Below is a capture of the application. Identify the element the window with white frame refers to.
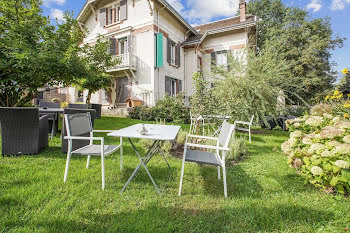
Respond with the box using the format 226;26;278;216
171;41;176;65
106;5;121;25
118;37;128;55
216;51;228;67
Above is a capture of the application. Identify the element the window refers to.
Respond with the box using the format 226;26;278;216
171;42;176;65
165;77;182;96
167;37;180;67
118;37;128;55
106;5;121;25
211;50;229;70
216;51;228;66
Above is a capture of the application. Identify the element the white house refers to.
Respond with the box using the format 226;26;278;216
62;0;257;108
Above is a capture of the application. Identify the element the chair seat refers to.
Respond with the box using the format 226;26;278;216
235;127;249;131
72;145;121;156
185;149;221;166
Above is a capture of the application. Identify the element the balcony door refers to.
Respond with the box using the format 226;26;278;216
118;38;128;55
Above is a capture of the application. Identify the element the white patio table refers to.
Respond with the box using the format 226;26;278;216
108;123;181;195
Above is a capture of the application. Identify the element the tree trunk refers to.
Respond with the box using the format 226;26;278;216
86;90;92;105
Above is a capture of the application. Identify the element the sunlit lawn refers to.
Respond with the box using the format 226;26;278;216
0;117;349;232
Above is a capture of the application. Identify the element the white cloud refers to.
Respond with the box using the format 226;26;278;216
306;0;322;12
331;0;350;10
43;0;66;7
166;0;240;25
50;9;65;22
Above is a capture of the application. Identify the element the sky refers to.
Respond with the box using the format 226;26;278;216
42;0;350;73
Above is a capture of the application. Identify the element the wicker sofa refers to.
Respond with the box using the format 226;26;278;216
0;107;49;156
62;108;96;153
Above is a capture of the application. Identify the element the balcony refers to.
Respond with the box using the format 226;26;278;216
107;53;137;72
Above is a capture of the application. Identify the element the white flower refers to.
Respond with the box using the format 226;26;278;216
321;150;334;157
290;130;302;138
305;116;323;127
334;160;350;169
327;141;341;148
302;137;313;145
294;123;300;128
281;141;292;155
335;121;350;130
343;135;350;144
320;126;344;139
308;143;327;155
323;113;333;119
332;117;341;123
311;166;323;176
334;144;350;155
289;138;298;147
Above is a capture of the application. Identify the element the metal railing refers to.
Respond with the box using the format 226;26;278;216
108;53;137;71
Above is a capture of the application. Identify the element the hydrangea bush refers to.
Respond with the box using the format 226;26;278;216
282;106;350;194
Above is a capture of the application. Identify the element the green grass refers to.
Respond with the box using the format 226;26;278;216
0;117;349;232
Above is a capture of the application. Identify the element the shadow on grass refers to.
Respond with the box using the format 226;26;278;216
198;164;263;198
4;204;333;232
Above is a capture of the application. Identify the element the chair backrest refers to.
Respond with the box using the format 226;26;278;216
218;121;234;148
250;115;255;125
68;103;87;109
64;113;92;137
0;107;41;155
39;102;60;108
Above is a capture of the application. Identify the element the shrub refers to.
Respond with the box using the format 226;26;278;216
176;129;187;146
282;112;350;194
227;137;248;162
128;94;190;123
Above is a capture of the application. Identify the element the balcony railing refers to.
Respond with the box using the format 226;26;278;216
107;53;137;72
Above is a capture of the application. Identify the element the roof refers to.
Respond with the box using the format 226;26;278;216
183;15;257;46
194;15;256;33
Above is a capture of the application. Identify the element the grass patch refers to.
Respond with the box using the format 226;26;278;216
0;117;349;232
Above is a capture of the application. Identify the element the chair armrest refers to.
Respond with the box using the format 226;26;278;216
234;121;251;125
93;130;119;133
185;143;230;151
187;134;219;141
64;136;104;141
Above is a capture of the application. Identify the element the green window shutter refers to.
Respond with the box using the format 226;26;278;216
156;33;164;67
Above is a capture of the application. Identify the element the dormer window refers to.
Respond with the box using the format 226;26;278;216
106;5;121;25
100;0;127;27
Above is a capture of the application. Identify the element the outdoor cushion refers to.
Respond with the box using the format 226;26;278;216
71;145;120;156
185;149;221;166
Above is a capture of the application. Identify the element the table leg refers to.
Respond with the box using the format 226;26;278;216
121;139;161;194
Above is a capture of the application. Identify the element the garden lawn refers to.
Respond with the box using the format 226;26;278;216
0;117;349;233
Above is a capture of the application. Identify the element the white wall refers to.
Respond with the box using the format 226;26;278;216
153;4;188;102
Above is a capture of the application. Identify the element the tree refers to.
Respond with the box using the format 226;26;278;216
0;0;85;107
191;46;291;122
338;68;350;95
77;35;118;105
246;0;344;103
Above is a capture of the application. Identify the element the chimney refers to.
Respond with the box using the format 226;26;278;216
239;0;246;22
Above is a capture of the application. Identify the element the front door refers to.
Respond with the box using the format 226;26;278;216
116;77;129;104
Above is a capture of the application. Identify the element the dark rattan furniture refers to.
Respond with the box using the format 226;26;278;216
0;107;49;156
90;104;102;119
68;104;87;109
62;108;96;153
39;102;60;108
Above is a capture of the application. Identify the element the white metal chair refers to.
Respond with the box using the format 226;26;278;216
179;121;235;198
63;113;122;190
234;115;254;143
189;112;206;136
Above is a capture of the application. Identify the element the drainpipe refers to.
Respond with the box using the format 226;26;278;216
184;29;192;104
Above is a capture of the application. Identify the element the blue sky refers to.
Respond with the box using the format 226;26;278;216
42;0;350;73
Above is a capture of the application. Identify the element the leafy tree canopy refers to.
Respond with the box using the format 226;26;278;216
0;0;117;107
246;0;344;103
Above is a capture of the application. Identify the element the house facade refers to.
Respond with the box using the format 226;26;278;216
63;0;257;108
